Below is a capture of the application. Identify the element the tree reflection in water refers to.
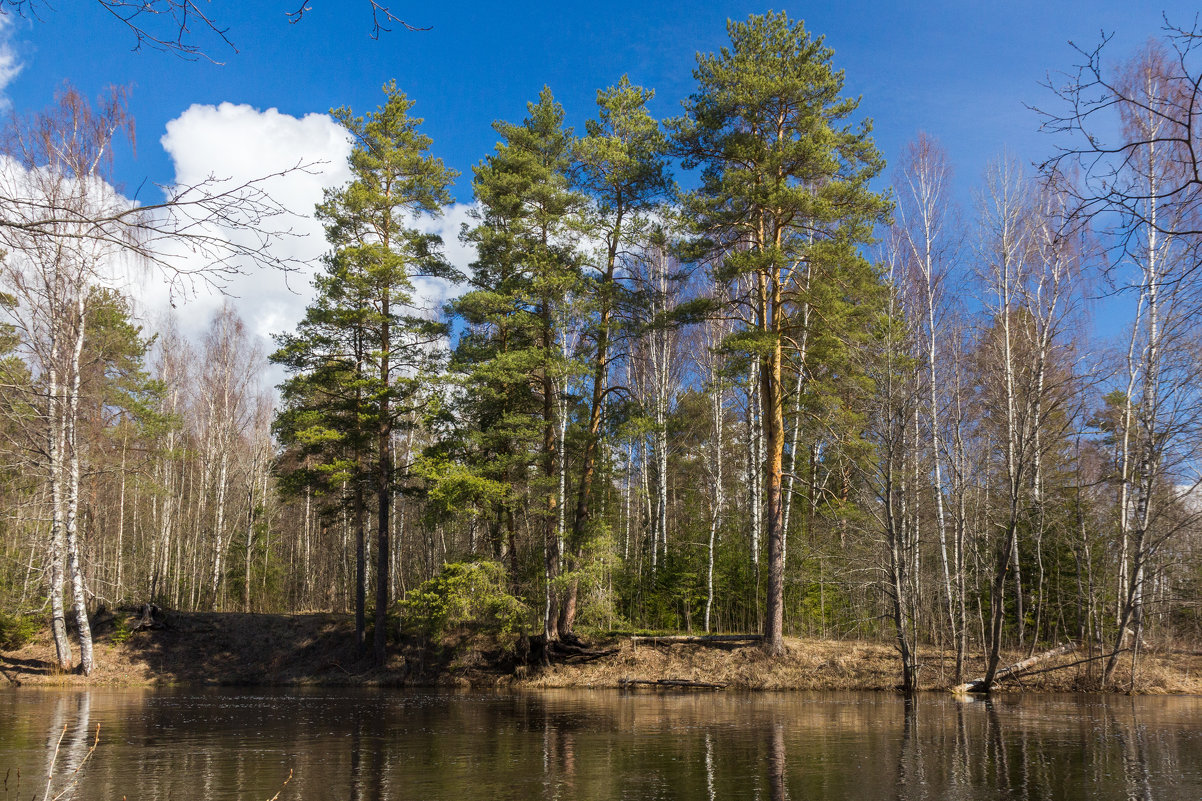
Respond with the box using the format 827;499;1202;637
3;690;1202;800
705;732;716;801
768;721;788;801
39;691;91;801
1115;697;1155;801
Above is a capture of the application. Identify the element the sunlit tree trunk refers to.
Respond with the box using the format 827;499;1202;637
64;292;93;674
47;344;72;670
702;312;728;632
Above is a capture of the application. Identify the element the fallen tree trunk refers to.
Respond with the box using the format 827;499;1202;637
554;643;618;664
630;634;762;647
952;642;1077;694
618;677;729;690
1007;647;1129;681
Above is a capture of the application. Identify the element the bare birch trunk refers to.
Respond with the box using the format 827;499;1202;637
924;265;956;658
209;451;229;610
541;301;560;642
115;436;127;602
47;350;73;670
982;158;1028;691
951;352;970;681
1104;76;1171;685
747;361;762;567
65;293;92;675
704;316;727;633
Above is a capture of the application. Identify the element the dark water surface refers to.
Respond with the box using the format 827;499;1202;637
2;688;1201;800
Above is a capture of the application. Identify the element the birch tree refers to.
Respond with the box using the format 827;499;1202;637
0;87;136;674
1095;43;1202;685
865;234;923;691
892;134;960;664
976;158;1082;690
700;297;731;632
194;304;262;610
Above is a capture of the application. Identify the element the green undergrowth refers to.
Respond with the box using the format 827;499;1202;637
0;611;38;650
395;561;531;642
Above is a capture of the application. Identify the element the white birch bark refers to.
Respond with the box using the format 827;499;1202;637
47;341;72;669
64;291;93;674
115;435;127;602
747;360;762;567
702;312;728;632
895;136;956;650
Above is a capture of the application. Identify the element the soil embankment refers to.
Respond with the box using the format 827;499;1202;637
2;610;1200;693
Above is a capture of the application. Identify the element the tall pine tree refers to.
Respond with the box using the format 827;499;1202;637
672;13;889;654
452;88;582;641
274;82;456;664
560;77;672;634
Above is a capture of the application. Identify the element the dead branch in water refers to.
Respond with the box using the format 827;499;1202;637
44;722;99;801
618;677;729;690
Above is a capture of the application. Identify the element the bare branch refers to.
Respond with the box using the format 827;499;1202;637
0;0;427;60
1034;19;1202;284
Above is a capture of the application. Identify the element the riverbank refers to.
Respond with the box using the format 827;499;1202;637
2;610;1199;693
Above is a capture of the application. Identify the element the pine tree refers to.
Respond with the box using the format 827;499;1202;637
451;88;582;641
273;252;377;650
672;12;890;654
561;76;671;634
274;82;456;664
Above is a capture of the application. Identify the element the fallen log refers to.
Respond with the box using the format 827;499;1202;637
1007;647;1129;680
952;642;1078;694
618;677;729;690
629;634;762;647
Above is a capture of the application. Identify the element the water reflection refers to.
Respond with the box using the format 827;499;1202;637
40;690;91;801
1;689;1201;800
768;722;787;801
705;733;716;801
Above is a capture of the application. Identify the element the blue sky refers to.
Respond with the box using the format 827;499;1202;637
7;1;1195;200
0;0;1192;347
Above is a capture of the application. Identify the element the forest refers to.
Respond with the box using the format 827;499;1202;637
1;12;1200;694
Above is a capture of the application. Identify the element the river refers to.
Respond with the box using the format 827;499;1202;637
2;689;1201;800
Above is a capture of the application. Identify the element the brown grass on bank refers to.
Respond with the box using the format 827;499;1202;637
3;611;1201;694
523;636;1202;694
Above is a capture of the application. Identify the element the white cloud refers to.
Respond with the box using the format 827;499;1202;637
0;15;23;106
132;102;476;381
0;101;480;398
415;201;475;314
137;102;353;351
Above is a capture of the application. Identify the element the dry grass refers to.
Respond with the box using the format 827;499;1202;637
4;613;1202;694
524;638;900;690
520;636;1202;694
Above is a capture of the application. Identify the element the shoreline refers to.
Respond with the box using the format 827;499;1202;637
2;611;1199;695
